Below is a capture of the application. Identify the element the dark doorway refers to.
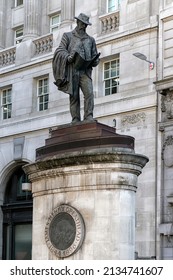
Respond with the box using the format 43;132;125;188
2;166;33;260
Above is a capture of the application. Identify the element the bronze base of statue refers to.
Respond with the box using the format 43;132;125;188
36;121;134;161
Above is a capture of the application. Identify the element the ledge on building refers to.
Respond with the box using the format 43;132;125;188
167;195;173;206
159;223;173;235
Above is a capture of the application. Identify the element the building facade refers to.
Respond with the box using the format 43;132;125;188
0;0;173;260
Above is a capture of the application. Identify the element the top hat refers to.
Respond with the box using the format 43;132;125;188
74;13;92;25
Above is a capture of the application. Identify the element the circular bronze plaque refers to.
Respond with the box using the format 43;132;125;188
45;204;85;258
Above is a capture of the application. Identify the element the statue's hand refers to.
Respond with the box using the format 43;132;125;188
67;54;75;63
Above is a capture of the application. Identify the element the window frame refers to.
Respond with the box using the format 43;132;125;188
1;87;12;120
103;57;120;96
15;0;23;7
50;13;61;33
14;27;24;45
107;0;120;13
37;77;49;111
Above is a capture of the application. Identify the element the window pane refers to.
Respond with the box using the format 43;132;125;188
39;103;43;111
8;104;12;118
112;78;118;87
7;93;12;103
112;86;117;94
52;26;59;33
39;79;43;88
44;102;48;110
105;88;110;95
108;0;119;12
2;94;6;105
104;70;110;79
105;80;110;88
39;96;44;103
44;78;48;86
3;112;7;119
44;94;49;102
16;0;23;6
15;224;32;260
104;62;110;70
112;77;119;94
111;69;117;77
38;88;43;96
108;0;115;11
111;60;118;68
52;15;60;25
16;29;23;38
15;28;23;44
44;85;48;93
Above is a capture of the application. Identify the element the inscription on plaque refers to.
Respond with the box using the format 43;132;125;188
45;204;85;258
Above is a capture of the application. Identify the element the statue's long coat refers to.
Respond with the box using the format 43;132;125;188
52;27;99;96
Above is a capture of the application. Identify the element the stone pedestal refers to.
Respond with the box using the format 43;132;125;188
24;121;148;260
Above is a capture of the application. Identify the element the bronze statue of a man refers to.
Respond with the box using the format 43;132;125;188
52;13;100;123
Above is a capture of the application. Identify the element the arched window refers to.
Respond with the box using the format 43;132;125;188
2;166;33;260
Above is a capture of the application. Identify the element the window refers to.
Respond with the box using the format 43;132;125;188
1;87;12;119
15;27;24;44
37;77;49;111
50;14;61;33
2;166;32;260
104;58;119;95
107;0;120;13
15;0;23;7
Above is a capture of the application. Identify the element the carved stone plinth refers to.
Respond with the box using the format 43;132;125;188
24;121;148;260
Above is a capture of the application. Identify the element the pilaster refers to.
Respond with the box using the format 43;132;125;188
0;0;5;49
61;0;75;26
24;0;41;40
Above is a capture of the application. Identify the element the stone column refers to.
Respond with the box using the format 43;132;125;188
25;152;148;260
0;0;5;49
24;0;41;40
24;122;148;260
61;0;75;26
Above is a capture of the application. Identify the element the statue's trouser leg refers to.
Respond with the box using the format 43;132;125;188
69;77;81;122
80;74;94;120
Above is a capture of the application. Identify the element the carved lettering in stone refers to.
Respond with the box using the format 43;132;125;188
121;113;146;128
45;204;85;258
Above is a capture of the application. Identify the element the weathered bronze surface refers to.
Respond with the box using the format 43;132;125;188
36;121;134;160
45;204;85;258
52;13;100;123
49;213;76;250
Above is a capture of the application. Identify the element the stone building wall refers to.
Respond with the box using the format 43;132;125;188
0;0;173;259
